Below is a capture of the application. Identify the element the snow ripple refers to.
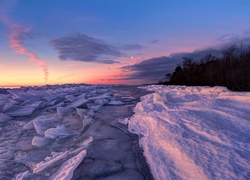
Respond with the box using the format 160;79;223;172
129;85;250;180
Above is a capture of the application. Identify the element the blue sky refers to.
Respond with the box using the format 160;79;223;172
0;0;250;86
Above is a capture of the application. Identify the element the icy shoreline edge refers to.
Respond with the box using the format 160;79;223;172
128;85;250;180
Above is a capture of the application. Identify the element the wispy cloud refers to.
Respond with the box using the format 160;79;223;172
51;33;123;64
8;25;49;82
150;39;159;44
58;73;74;80
0;1;49;82
119;43;144;51
216;34;236;42
216;33;250;48
0;0;17;23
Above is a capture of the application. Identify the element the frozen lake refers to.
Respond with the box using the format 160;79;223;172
0;84;153;180
1;84;249;180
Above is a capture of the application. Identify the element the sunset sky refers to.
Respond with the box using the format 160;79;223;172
0;0;250;87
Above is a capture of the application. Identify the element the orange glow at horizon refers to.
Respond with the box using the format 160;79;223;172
0;58;130;87
0;37;215;88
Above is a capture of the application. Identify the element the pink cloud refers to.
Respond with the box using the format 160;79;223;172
7;24;49;82
0;1;49;82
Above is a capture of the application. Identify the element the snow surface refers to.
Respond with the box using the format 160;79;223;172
128;85;250;180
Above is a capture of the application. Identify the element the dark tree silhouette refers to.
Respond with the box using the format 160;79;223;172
162;45;250;91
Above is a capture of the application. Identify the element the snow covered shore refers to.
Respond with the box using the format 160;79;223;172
128;85;250;180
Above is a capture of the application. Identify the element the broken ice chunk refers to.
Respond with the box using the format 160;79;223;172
0;113;12;122
89;104;102;111
32;136;50;147
21;100;42;109
8;89;39;101
23;120;34;130
121;96;135;102
16;140;33;151
118;118;129;125
5;106;36;117
87;93;112;101
65;95;77;102
108;100;124;105
75;108;87;119
68;97;88;108
82;115;93;131
33;115;59;136
33;151;68;173
76;108;94;119
44;126;73;139
94;98;110;105
3;100;19;112
27;89;49;97
16;170;32;180
50;149;87;180
45;102;65;111
57;107;74;119
78;136;94;147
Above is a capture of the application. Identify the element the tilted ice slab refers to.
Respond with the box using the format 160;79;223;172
20;100;42;109
65;95;78;102
94;98;110;105
81;115;93;132
88;104;102;111
129;85;250;180
32;137;93;176
32;136;50;147
33;151;69;173
57;107;75;119
0;113;12;122
33;115;59;136
121;96;135;102
2;100;19;112
7;89;39;101
108;100;124;105
87;93;112;101
67;97;89;108
3;100;42;117
5;106;36;117
16;170;33;180
27;89;49;97
44;126;73;139
51;145;91;179
50;149;86;180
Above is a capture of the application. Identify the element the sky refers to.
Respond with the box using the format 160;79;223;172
0;0;250;86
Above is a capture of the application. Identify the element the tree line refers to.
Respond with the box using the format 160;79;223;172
161;45;250;91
